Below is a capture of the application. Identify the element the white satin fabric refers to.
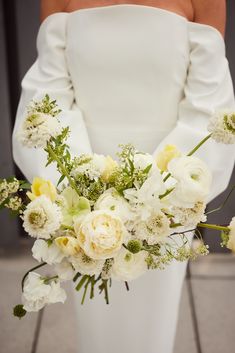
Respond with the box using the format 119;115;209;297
13;5;235;353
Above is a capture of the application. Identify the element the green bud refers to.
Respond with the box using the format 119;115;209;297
126;240;142;254
13;304;26;319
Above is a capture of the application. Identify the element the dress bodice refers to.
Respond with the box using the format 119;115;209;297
36;4;226;155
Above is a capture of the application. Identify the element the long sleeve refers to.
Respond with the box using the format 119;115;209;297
153;23;235;202
12;13;92;184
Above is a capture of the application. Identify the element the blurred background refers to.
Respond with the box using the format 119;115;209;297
0;1;234;353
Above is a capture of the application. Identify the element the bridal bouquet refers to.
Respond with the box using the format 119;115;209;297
1;95;234;318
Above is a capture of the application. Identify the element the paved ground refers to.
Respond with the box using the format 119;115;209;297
1;249;235;353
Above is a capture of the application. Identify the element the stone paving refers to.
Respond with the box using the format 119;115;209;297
1;250;235;353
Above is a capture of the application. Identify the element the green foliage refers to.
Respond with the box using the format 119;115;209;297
74;174;106;203
109;144;152;193
28;94;61;117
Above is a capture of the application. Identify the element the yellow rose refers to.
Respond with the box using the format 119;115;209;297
55;236;80;256
156;144;181;172
101;156;118;182
74;210;125;260
27;177;57;202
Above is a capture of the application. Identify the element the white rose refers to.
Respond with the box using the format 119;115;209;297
227;217;235;252
71;250;105;275
74;210;126;260
94;188;135;223
168;156;212;207
112;248;147;281
22;272;66;312
32;239;65;265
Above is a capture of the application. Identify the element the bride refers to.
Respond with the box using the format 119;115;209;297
12;1;235;352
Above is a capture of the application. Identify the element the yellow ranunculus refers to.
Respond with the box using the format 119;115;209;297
101;156;118;182
156;144;181;172
27;177;57;202
55;236;80;256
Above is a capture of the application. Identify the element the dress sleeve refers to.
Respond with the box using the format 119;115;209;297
12;13;92;184
153;23;235;202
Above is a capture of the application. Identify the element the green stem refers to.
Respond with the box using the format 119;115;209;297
163;133;212;183
159;187;174;200
90;275;95;299
197;223;229;232
43;275;58;284
21;262;47;291
103;280;109;305
73;272;82;282
46;144;80;195
81;277;90;305
187;134;212;157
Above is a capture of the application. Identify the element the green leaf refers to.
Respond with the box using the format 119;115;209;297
19;182;31;190
143;164;152;174
57;175;65;186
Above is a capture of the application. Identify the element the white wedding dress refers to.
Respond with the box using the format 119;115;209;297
13;4;235;353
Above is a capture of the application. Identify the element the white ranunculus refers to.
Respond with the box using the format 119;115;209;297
112;248;147;281
54;260;75;281
75;210;126;260
32;239;65;265
168;156;212;208
23;195;63;239
227;217;235;252
71;250;105;275
17;112;62;149
94;188;135;223
208;110;235;144
22;272;66;312
135;210;171;245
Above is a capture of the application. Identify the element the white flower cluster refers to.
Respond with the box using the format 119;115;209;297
0;178;20;204
19;146;214;311
71;154;107;180
208;110;235;144
18;112;62;148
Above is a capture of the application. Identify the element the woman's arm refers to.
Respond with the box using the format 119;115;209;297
13;13;92;183
152;2;235;202
192;0;226;36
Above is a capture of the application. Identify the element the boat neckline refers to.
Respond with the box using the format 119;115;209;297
40;4;225;43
